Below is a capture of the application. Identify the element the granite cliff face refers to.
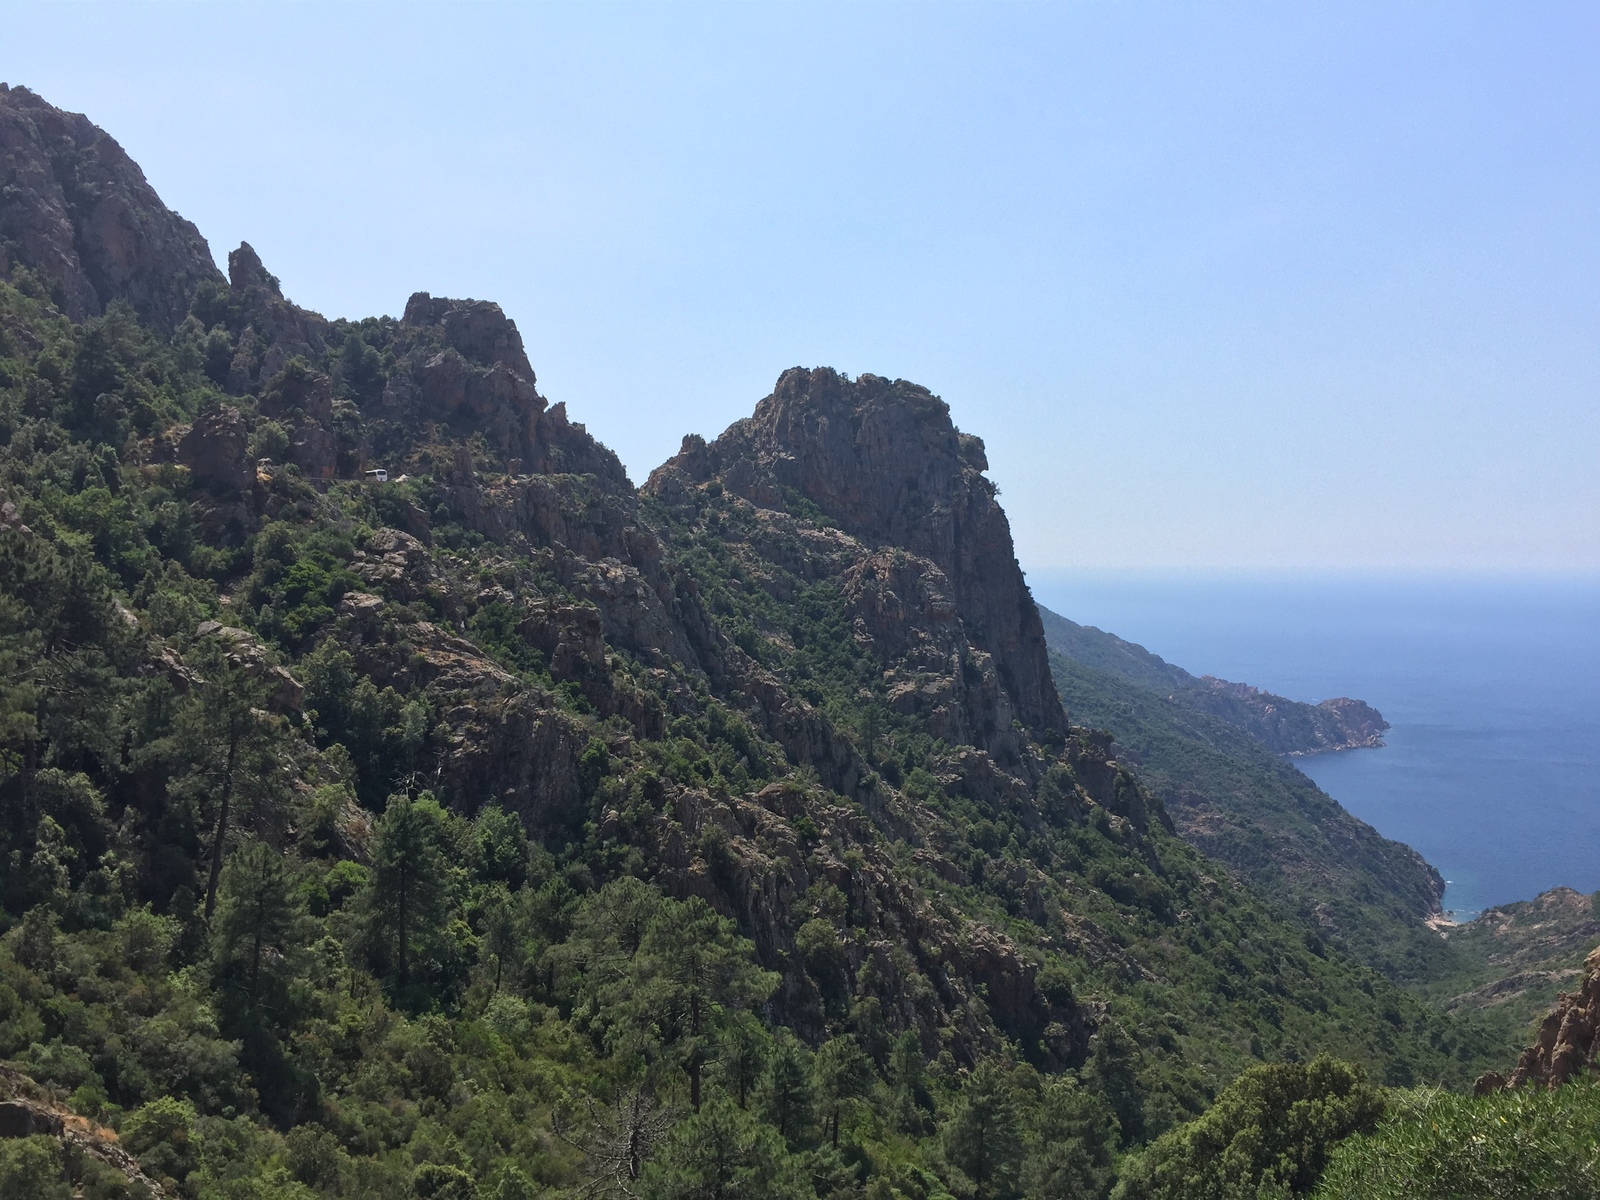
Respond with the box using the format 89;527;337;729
660;367;1067;742
0;84;222;330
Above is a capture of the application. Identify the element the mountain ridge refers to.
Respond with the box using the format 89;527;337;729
0;84;1510;1198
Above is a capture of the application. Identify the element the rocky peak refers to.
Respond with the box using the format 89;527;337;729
227;241;281;296
385;292;629;487
208;241;330;393
654;367;1066;736
402;292;536;378
0;83;223;331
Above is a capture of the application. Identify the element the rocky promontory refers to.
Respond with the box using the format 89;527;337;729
1037;604;1389;755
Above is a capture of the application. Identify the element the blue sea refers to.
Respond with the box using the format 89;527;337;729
1026;571;1600;920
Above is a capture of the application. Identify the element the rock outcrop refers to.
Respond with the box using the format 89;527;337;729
0;84;222;330
0;1067;165;1195
374;292;629;484
654;368;1067;740
1476;944;1600;1093
177;405;252;493
216;241;332;392
194;620;304;713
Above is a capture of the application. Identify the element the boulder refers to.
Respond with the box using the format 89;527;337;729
178;406;252;493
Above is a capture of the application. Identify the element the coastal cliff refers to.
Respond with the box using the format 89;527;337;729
1037;605;1388;756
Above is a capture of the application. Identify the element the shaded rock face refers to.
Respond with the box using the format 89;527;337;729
841;548;1020;752
656;367;1066;738
0;1098;62;1138
178;406;251;493
0;84;222;330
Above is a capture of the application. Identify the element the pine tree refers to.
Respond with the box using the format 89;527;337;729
1087;1021;1145;1147
365;793;453;997
813;1035;872;1149
480;882;522;994
761;1032;815;1151
171;642;280;919
640;1095;798;1200
941;1058;1025;1200
717;1013;768;1110
889;1031;933;1135
1021;1076;1119;1200
211;839;298;1010
634;896;777;1110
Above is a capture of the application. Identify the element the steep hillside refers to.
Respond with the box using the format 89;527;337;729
1044;648;1452;985
1037;606;1387;756
1425;888;1600;1043
0;86;1502;1198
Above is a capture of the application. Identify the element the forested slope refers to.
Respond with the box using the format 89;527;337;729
1042;630;1458;985
0;84;1504;1199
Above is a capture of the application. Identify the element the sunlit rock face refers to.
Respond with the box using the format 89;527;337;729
0;83;223;331
655;366;1067;742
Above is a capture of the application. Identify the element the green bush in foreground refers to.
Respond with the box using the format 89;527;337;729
1113;1056;1384;1200
1314;1080;1600;1200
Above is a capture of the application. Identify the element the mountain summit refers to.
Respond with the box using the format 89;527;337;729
655;366;1065;744
0;83;222;330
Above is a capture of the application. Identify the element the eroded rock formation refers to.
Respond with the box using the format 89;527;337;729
0;83;222;330
1477;945;1600;1093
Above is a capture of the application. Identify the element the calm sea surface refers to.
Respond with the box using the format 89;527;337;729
1026;571;1600;920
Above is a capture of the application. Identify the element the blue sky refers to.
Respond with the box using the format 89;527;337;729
4;1;1597;570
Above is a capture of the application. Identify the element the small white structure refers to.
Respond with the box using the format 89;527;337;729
364;468;388;483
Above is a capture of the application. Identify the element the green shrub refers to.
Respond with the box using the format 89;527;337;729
0;1136;70;1200
414;1162;478;1199
248;420;289;463
1113;1056;1384;1200
1314;1080;1600;1200
121;1094;198;1184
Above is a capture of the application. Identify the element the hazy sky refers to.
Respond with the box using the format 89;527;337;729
4;2;1597;570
